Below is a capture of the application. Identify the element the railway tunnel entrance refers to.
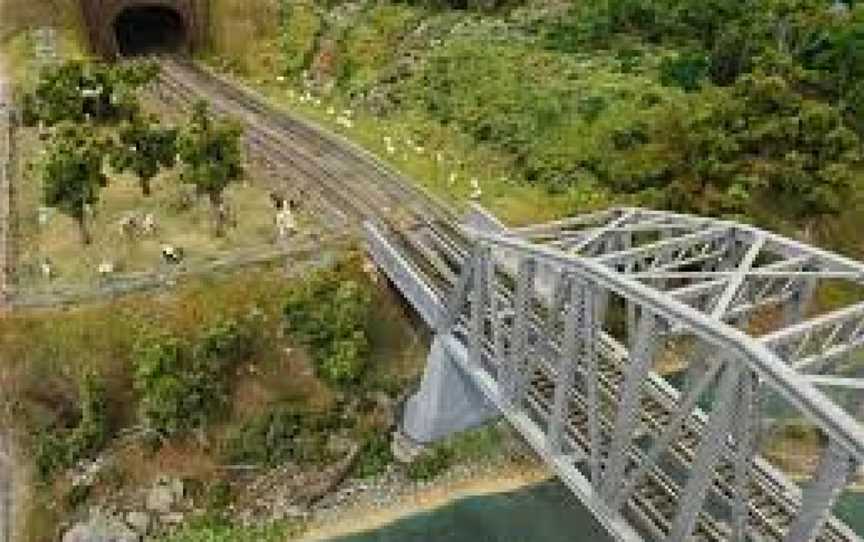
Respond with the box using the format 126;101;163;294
113;5;188;56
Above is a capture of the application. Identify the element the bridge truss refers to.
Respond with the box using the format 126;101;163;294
428;208;864;542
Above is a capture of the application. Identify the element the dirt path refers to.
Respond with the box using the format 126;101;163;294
0;53;15;542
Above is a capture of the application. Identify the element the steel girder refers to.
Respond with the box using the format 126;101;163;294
436;207;864;541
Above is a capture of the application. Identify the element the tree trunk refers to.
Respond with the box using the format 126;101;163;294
78;216;91;245
210;193;225;238
142;178;152;197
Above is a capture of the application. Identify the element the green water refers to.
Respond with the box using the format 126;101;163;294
329;481;864;542
328;480;612;542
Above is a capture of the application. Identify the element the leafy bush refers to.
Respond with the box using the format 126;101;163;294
353;432;394;478
35;371;109;481
161;516;296;542
133;315;259;439
223;406;337;466
284;269;373;387
406;445;453;481
660;51;710;92
603;72;862;217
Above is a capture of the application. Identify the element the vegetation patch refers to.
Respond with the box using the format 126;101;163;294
13;60;310;297
211;0;864;255
283;265;374;387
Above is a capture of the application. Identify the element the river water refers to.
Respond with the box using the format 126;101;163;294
327;480;612;542
329;480;864;542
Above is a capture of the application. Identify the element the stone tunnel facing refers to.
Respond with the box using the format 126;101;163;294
113;5;188;56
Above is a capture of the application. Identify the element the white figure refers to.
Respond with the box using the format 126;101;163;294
119;214;139;238
97;261;115;276
141;213;157;236
275;201;298;241
40;259;53;280
161;245;184;265
470;178;483;200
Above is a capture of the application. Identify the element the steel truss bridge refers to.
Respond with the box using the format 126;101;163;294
367;207;864;542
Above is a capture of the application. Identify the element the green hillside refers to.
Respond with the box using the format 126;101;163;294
210;0;864;255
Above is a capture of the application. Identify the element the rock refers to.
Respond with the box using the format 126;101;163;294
146;484;173;514
63;514;139;542
161;512;185;525
125;511;150;535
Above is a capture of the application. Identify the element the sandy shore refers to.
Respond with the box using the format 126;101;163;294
300;464;552;541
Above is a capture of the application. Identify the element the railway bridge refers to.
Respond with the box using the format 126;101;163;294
149;59;864;542
367;207;864;542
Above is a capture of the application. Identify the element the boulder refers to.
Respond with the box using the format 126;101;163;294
146;484;173;514
62;514;139;542
124;511;150;536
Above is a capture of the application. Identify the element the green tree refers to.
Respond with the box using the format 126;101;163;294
111;114;178;196
42;125;109;245
23;59;159;127
178;101;245;237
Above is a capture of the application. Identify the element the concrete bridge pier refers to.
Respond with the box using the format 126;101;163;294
395;205;508;447
402;335;498;444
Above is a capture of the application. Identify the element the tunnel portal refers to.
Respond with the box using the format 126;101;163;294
114;6;187;56
80;0;207;58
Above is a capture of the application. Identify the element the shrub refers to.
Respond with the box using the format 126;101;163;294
34;371;109;481
406;445;453;481
223;407;332;466
133;315;260;439
353;432;394;478
284;269;373;387
660;50;710;92
162;516;295;542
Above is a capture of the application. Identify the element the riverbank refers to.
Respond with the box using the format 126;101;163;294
301;461;552;541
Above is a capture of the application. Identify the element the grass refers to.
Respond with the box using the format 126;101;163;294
203;67;611;227
199;0;864;260
11;101;323;297
206;0;284;78
2;254;429;542
0;0;87;87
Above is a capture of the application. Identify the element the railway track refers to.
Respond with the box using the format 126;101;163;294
150;57;856;542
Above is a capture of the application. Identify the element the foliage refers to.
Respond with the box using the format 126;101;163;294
280;0;322;77
353;432;394;478
177;101;245;236
110;114;178;196
659;50;710;92
22;60;159;126
159;516;297;542
602;72;861;217
34;371;109;481
133;315;259;439
283;268;373;387
406;445;453;481
41;124;110;244
223;406;338;466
